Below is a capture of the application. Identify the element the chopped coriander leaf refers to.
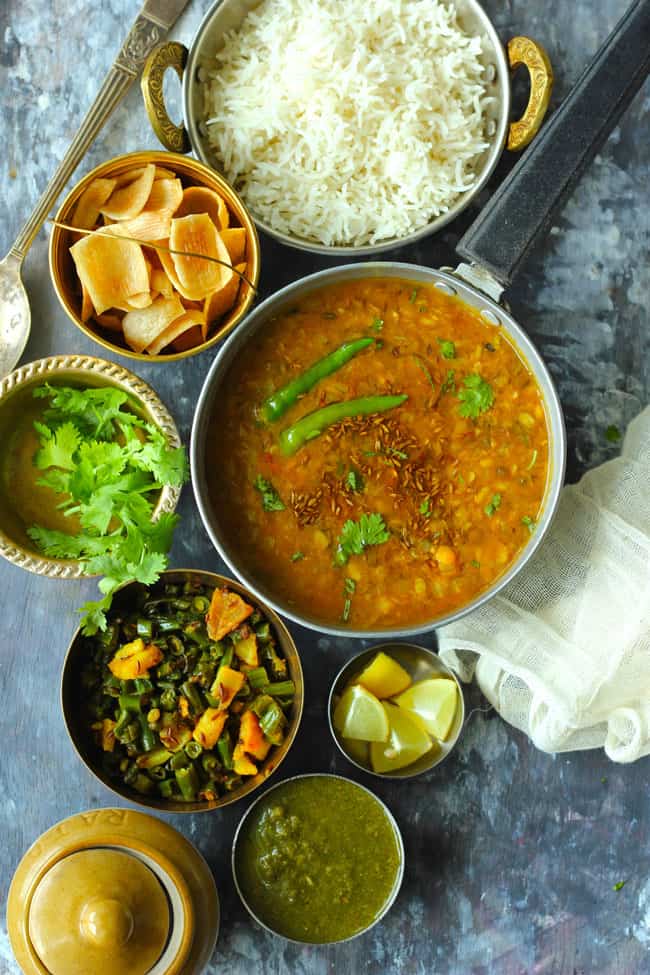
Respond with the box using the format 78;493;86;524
437;338;456;359
418;304;427;313
521;515;536;533
253;475;285;511
441;370;456;394
369;317;384;333
458;374;494;418
290;551;305;562
419;499;431;516
484;494;501;517
412;355;436;392
409;288;418;303
526;449;538;470
342;598;352;622
471;559;481;569
605;424;622;443
346;468;364;492
334;512;390;566
344;577;356;595
386;447;408;460
613;880;627;892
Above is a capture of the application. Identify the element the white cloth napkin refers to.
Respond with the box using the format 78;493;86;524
438;407;650;762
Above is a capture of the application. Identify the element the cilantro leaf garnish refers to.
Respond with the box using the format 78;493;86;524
369;318;384;333
253;475;285;511
344;577;356;595
419;499;431;516
441;370;456;394
521;515;536;533
458;374;494;418
613;880;627;892
437;338;456;360
334;512;390;566
409;288;418;303
290;551;305;562
346;468;364;492
27;385;188;635
484;494;501;517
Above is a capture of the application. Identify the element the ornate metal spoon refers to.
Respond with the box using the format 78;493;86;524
0;0;190;377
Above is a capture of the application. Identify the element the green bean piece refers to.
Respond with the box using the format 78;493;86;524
160;688;177;711
121;721;140;745
98;623;119;653
259;700;286;745
123;763;138;786
217;731;233;770
139;716;157;752
279;394;408;456
175;764;199;801
224;774;243;792
204;691;220;708
254;621;272;643
221;645;234;669
180;681;204;714
249;694;274;718
262;643;288;680
158;779;174;798
151;618;182;634
118;693;142;713
136;619;153;640
261;337;376;423
133;773;156;795
170;751;190;771
209;641;225;660
133;678;153;695
247;667;269;690
113;709;132;739
192;595;210;613
265;680;296;698
185;740;203;760
202;753;220;776
136;746;172;769
149;766;167;781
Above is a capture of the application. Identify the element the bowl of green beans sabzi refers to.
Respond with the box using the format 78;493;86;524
61;569;303;812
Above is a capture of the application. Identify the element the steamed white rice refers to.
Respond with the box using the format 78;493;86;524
202;0;493;247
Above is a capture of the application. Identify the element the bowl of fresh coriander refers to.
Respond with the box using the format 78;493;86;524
0;354;186;635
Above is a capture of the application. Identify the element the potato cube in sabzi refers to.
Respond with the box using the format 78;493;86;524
100;162;156;221
122;294;185;353
101;719;117;753
210;665;245;710
220;227;246;265
170;213;233;300
175;185;229;230
239;710;271;761
233;743;258;776
70;233;150;316
71;177;116;230
146;309;204;355
206;587;254;641
234;632;259;668
108;638;163;680
192;708;227;749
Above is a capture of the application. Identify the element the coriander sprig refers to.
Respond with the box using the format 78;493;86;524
334;512;390;566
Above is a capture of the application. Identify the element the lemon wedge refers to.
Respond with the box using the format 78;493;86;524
370;702;433;773
394;678;458;740
332;685;389;742
356;651;412;699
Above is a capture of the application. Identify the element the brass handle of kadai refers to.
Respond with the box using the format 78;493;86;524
506;36;554;151
141;41;191;154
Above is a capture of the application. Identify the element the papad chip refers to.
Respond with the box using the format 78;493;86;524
170;213;233;300
72;178;116;230
123;294;185;353
220;228;246;265
203;262;246;336
175;186;229;230
101;163;156;221
70;234;150;316
146;309;205;355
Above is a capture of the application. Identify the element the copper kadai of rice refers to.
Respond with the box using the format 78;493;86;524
201;0;494;247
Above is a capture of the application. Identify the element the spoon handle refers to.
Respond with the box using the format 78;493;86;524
8;3;188;260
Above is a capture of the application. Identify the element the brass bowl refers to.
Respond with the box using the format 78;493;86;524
61;569;304;814
49;150;260;362
0;354;181;578
328;643;465;779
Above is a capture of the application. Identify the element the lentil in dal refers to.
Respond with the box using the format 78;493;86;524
234;775;402;942
209;277;550;628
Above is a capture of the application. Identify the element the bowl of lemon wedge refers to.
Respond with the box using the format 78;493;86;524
328;644;465;779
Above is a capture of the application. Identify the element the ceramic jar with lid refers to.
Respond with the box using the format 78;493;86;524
7;807;219;974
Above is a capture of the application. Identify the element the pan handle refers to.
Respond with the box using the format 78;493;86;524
457;0;650;290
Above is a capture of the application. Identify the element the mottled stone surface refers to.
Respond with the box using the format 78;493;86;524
0;1;649;972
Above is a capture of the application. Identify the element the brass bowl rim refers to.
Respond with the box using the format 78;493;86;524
0;354;181;578
61;568;304;814
231;772;405;944
327;643;466;780
49;150;261;363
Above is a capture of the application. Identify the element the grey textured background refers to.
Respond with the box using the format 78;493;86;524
1;1;649;973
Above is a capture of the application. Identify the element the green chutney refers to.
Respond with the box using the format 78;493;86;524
234;775;403;943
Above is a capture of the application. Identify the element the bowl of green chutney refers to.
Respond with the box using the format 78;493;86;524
232;772;404;944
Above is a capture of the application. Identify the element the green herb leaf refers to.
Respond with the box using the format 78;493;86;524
412;355;436;392
605;424;622;443
369;318;384;333
526;449;538;471
471;559;481;569
254;475;285;511
613;880;627;892
334;512;390;566
34;421;80;471
409;288;418;303
458;374;494;418
386;447;408;460
484;494;502;517
441;370;456;394
419;499;431;516
290;551;305;562
437;338;456;360
346;469;364;492
521;515;536;533
344;577;357;595
342;598;352;622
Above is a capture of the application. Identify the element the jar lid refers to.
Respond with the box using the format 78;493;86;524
7;808;220;975
29;849;169;975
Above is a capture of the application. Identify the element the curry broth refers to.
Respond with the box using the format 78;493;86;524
209;278;549;628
